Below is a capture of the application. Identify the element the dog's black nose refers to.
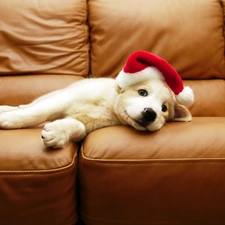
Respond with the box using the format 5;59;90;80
142;108;156;122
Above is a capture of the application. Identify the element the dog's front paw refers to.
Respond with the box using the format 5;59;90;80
41;122;69;148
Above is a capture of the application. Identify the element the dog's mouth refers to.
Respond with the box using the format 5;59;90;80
123;111;148;130
134;118;148;128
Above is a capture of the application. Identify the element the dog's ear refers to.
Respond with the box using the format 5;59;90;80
116;85;124;93
171;102;192;122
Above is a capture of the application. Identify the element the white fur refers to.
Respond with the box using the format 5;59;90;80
0;78;192;148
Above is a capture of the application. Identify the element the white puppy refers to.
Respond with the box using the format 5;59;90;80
0;78;192;148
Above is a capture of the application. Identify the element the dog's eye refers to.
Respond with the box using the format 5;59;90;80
138;89;148;97
162;104;167;112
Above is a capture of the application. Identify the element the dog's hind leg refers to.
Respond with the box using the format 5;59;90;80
41;118;86;148
0;92;68;129
0;89;63;114
0;104;31;114
0;106;19;113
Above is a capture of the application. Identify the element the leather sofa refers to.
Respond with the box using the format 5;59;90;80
0;0;225;224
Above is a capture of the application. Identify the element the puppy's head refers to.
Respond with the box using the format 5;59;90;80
114;79;192;132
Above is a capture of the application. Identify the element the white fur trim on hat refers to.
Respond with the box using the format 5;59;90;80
176;86;194;106
116;67;164;89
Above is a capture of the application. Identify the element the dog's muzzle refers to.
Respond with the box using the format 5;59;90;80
136;107;156;127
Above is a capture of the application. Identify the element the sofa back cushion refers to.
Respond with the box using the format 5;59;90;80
88;0;225;117
89;0;225;79
0;0;89;77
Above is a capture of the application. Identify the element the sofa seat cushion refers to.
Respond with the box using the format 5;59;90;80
0;75;84;106
79;117;225;225
0;128;78;225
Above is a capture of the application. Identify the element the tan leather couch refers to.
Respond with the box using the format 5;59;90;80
1;0;225;224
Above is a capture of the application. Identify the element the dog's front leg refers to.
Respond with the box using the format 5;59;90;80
41;118;86;148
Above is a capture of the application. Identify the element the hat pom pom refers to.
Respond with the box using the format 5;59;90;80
176;86;194;106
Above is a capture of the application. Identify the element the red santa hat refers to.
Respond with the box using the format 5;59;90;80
116;51;194;106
